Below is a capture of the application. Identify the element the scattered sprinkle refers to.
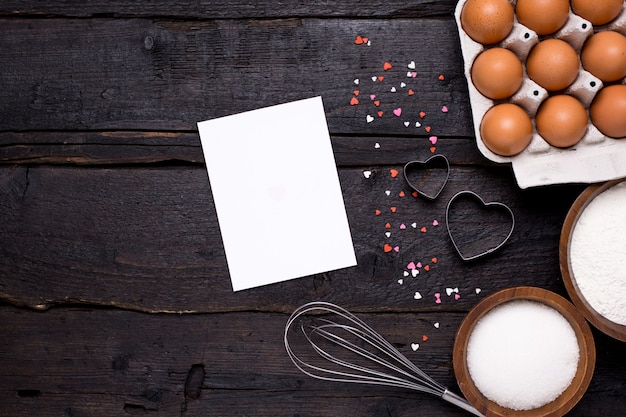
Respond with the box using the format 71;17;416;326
434;322;440;329
408;89;415;96
385;231;391;238
354;78;360;85
419;111;426;119
411;269;419;277
399;191;405;197
429;136;438;145
384;244;393;253
390;169;399;178
390;206;397;213
384;62;393;71
385;223;391;229
366;115;374;123
441;105;449;113
408;61;416;69
414;291;422;300
393;108;402;117
350;97;359;105
363;170;372;178
378;75;385;82
438;74;445;81
425;126;431;133
398;278;404;285
476;288;482;294
375;209;381;216
435;293;442;304
399;223;406;229
432;220;439;226
420;227;427;233
422;335;429;342
374;142;380;149
385;190;391;196
411;343;420;351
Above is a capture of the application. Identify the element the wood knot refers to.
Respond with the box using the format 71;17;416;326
184;364;205;401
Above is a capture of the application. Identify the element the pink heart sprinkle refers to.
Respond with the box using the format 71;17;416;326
393;108;402;117
416;262;422;268
435;293;442;304
429;136;438;145
370;94;376;100
411;72;417;78
432;220;439;226
394;246;400;252
442;105;449;113
400;223;406;230
407;261;416;270
455;294;461;300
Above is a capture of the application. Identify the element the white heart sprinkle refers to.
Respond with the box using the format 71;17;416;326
374;142;380;149
434;322;440;329
408;61;416;69
454;287;459;293
366;115;374;123
398;279;404;285
411;343;420;351
407;71;413;77
411;223;417;228
400;82;406;88
446;288;454;296
404;121;410;127
372;76;378;82
385;190;391;196
354;78;360;85
363;170;372;178
367;40;371;46
414;291;422;300
391;87;397;93
385;232;391;238
475;288;482;294
415;121;421;128
403;271;410;277
411;269;419;277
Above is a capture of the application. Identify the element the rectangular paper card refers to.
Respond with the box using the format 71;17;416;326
197;96;357;291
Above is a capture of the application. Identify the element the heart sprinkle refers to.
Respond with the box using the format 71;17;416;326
408;61;416;69
385;232;391;238
422;335;429;342
399;191;405;197
371;76;377;82
375;209;381;215
411;222;417;228
353;90;359;96
429;136;438;145
411;343;420;351
393;108;402;117
416;262;422;268
455;294;461;300
354;78;360;85
374;142;380;149
377;111;384;117
366;115;374;123
407;261;416;270
438;74;445;81
370;94;376;100
432;220;439;226
377;75;384;82
414;292;422;300
350;97;359;105
430;147;436;153
385;223;391;229
384;244;393;253
385;190;391;196
434;322;440;329
415;121;421;127
398;279;404;285
441;105;449;113
424;126;431;133
419;111;426;119
432;257;438;263
390;87;397;93
421;227;427;233
435;293;442;304
408;89;415;96
374;100;380;107
400;82;406;88
404;271;409;277
390;169;399;178
400;223;406;229
476;288;482;294
404;121;410;127
355;35;364;45
383;62;393;71
424;265;430;271
411;269;419;277
394;246;400;253
363;170;372;178
390;207;397;213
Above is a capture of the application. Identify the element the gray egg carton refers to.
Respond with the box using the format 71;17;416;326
455;0;626;188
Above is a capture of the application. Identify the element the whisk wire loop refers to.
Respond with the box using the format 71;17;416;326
284;301;485;417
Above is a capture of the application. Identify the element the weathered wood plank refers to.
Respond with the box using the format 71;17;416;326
0;132;487;166
0;0;457;19
0;307;624;416
0;165;586;313
0;18;472;136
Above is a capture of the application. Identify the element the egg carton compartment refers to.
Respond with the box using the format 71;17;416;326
455;0;626;189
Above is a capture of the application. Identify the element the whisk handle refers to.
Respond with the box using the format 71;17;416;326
442;389;485;417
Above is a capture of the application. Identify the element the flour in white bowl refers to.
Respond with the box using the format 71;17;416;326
570;181;626;326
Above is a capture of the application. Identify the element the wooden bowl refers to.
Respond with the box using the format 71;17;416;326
560;178;626;342
453;286;595;417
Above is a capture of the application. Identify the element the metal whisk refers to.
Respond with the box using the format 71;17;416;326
284;302;484;417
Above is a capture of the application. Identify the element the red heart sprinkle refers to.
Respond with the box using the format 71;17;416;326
355;36;364;45
384;244;392;253
383;62;393;71
390;169;399;178
350;97;359;105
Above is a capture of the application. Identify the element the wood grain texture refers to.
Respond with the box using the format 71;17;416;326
0;164;585;313
0;17;471;136
0;0;457;19
1;307;625;417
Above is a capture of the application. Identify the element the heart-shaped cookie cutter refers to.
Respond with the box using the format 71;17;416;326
403;154;450;200
446;191;515;261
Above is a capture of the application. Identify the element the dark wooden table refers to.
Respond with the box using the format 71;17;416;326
1;1;625;416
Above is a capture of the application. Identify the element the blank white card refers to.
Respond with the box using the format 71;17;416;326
197;96;357;291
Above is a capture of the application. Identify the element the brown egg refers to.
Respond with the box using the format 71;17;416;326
581;31;626;82
571;0;624;25
471;48;524;99
461;0;515;45
480;103;533;156
515;0;570;35
590;85;626;138
535;95;588;147
526;39;580;91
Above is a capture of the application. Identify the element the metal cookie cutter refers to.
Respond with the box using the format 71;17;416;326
446;191;515;261
403;154;450;200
